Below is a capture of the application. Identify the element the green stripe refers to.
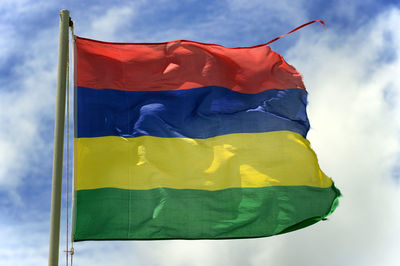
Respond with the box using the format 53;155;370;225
73;185;340;241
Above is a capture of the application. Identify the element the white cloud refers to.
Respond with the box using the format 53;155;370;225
0;27;58;189
0;24;17;65
78;4;138;41
278;7;400;266
0;221;49;266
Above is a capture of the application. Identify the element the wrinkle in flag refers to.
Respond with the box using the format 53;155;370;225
73;37;340;241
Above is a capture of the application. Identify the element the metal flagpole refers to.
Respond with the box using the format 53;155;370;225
48;9;70;266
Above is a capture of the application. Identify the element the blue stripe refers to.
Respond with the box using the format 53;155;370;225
76;86;309;138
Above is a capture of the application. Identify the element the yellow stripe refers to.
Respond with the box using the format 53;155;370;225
75;131;332;191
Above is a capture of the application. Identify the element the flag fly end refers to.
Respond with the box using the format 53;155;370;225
264;20;326;46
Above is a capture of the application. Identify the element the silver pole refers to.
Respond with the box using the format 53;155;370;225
48;9;70;266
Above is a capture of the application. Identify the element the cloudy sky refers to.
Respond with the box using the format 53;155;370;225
1;0;400;265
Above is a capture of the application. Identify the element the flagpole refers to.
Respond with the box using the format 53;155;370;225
48;9;70;266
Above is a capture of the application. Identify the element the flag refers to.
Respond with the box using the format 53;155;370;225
73;36;340;241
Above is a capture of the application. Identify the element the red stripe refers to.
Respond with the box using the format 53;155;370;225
75;37;305;93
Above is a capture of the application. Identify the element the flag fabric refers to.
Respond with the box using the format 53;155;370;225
73;36;340;241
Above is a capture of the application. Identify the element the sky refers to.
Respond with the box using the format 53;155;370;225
1;0;400;265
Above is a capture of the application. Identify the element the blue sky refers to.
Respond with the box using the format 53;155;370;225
1;1;400;265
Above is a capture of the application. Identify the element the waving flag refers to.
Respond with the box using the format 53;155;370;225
73;36;340;241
